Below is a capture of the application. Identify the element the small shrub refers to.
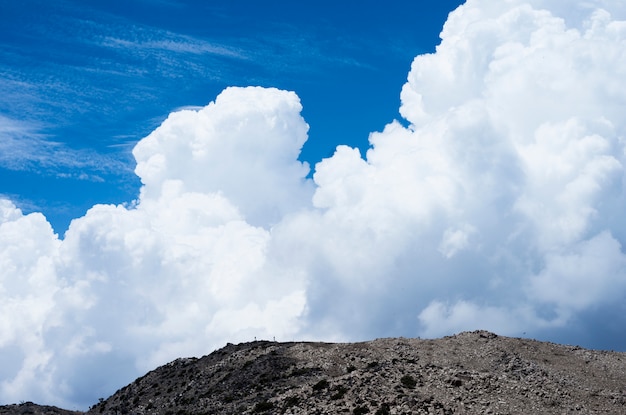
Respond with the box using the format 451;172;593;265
290;367;314;377
312;379;329;391
253;400;274;413
284;396;300;408
400;374;417;389
375;403;391;415
353;406;369;415
331;385;348;400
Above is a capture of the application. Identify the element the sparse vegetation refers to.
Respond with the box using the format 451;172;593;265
375;403;391;415
330;385;348;400
400;374;417;389
312;379;329;391
283;396;299;408
252;400;274;413
289;366;316;377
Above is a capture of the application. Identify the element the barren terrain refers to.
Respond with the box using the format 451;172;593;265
2;331;625;414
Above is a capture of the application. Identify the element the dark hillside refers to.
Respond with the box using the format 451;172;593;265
0;402;81;415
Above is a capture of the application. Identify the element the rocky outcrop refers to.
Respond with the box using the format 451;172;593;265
3;331;626;414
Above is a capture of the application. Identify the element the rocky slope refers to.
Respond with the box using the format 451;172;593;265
0;403;81;415
3;331;626;414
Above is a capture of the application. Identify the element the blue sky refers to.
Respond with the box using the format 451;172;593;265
1;0;463;234
2;0;626;410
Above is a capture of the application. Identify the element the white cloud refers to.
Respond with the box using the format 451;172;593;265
417;300;526;338
2;0;626;410
0;201;62;405
133;86;314;227
439;224;476;258
527;231;626;311
0;87;312;408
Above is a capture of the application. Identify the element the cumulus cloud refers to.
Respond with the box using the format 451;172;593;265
2;0;626;409
133;86;314;227
0;88;312;408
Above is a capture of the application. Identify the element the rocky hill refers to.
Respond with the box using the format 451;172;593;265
0;403;81;415
2;331;626;414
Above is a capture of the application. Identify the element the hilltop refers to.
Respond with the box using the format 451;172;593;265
2;331;625;414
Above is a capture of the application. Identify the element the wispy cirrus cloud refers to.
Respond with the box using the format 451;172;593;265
100;31;245;59
0;1;375;173
0;115;131;179
0;1;370;134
